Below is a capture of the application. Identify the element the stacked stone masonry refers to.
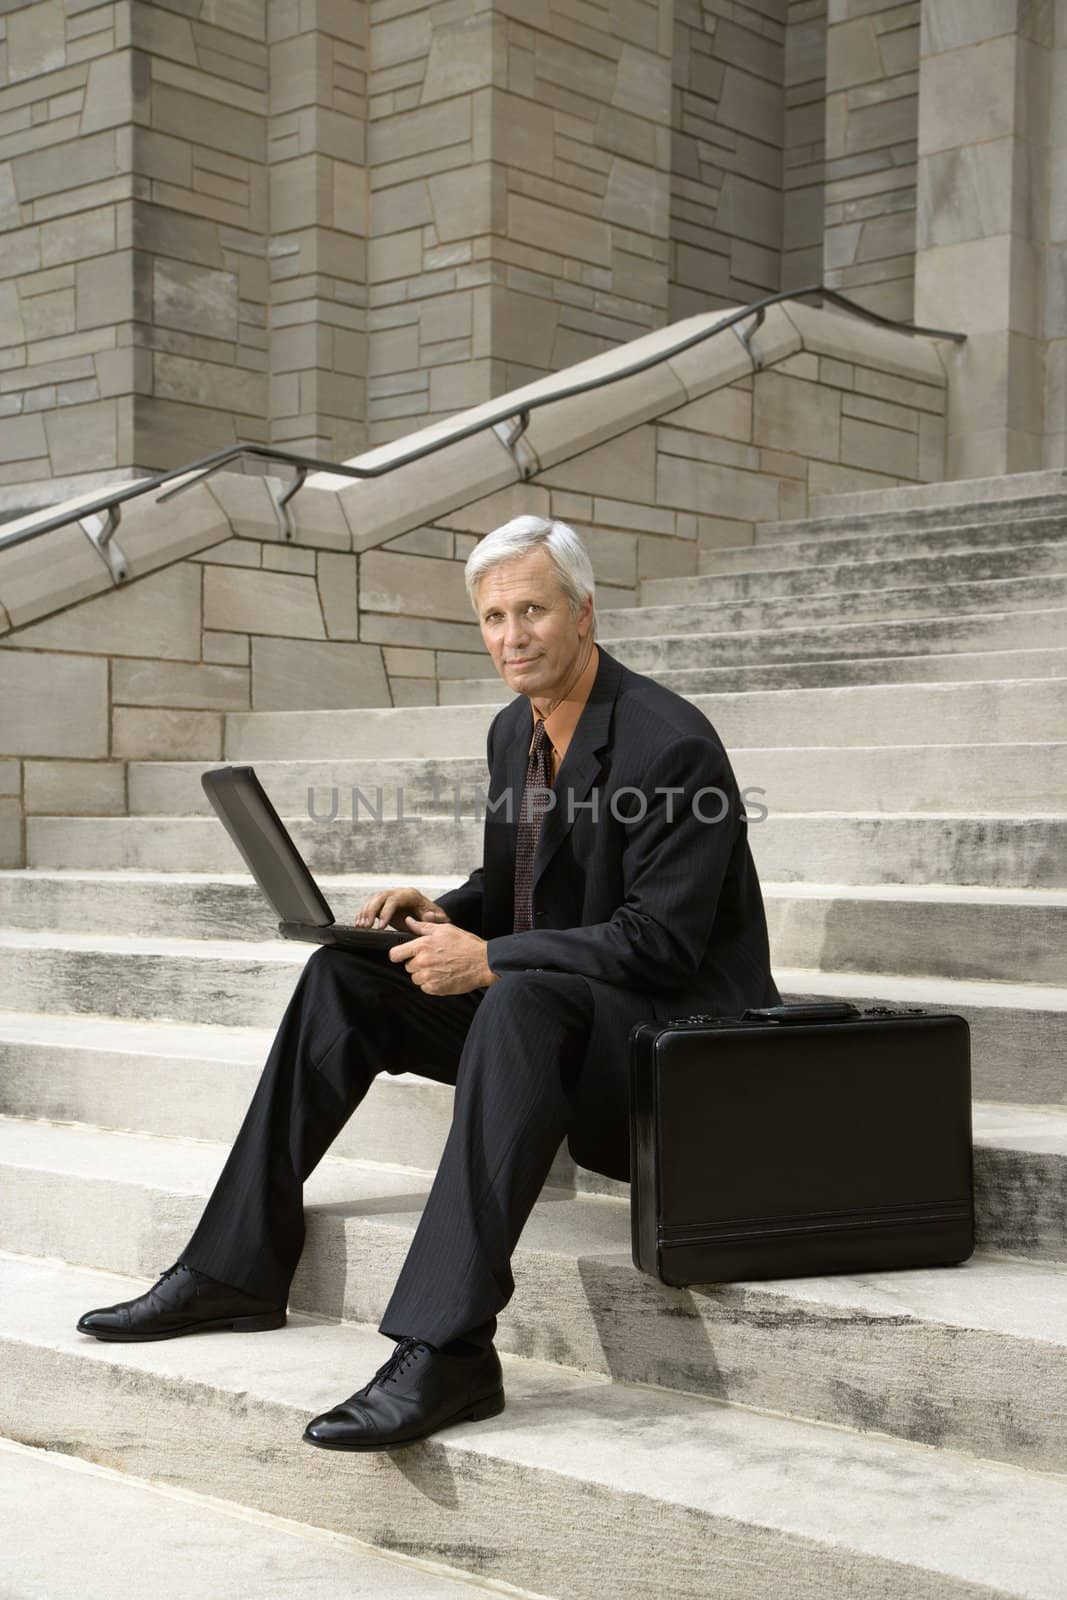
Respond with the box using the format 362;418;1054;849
0;300;945;865
1;0;1065;504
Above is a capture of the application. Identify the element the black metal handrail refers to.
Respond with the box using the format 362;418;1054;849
0;285;965;559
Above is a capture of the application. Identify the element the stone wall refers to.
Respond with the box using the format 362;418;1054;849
0;300;945;863
7;0;1045;506
0;0;371;509
0;0;138;508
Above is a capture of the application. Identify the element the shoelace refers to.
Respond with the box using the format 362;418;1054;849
362;1336;433;1393
157;1263;190;1286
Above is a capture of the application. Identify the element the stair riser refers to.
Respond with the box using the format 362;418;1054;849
221;678;1067;758
975;1148;1067;1263
1;986;1064;1145
609;610;1067;671
1;1163;1064;1475
645;540;1067;604
602;576;1067;640
698;513;1067;576
0;1332;1022;1600
120;745;1067;819
2;878;1063;986
128;759;488;817
439;648;1067;702
764;900;1067;986
759;499;1067;547
24;815;1067;887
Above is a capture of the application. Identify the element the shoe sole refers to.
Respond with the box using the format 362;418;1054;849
302;1387;507;1450
76;1310;287;1341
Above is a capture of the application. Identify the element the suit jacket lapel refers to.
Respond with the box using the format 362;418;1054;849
506;646;622;897
531;649;620;902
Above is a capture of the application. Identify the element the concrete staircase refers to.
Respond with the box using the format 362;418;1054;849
2;476;1066;1598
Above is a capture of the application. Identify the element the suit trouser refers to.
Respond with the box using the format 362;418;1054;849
178;943;598;1353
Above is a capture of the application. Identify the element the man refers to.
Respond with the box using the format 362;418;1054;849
76;514;780;1450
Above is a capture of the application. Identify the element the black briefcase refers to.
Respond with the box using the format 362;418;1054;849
629;1001;974;1286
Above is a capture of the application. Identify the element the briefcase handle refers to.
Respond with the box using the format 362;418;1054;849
741;1002;862;1025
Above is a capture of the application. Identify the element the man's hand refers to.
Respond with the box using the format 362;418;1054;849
389;916;499;995
355;885;451;931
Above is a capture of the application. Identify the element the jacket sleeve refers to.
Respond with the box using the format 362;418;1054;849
430;711;499;936
484;734;740;992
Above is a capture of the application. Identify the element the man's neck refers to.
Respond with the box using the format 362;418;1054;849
530;641;596;722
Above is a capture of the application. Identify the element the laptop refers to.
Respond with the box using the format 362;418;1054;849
200;764;416;952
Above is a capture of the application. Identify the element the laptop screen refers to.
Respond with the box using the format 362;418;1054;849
201;765;334;928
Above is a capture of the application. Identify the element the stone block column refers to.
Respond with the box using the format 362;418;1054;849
1042;0;1066;466
914;0;1051;478
267;0;369;460
823;0;919;320
365;0;675;446
669;0;788;318
782;0;828;290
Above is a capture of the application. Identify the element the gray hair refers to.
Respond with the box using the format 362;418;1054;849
464;515;598;638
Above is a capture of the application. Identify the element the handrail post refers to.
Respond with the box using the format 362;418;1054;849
79;505;128;584
275;465;308;540
732;305;768;371
492;409;539;480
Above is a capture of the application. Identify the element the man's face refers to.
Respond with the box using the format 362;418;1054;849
475;547;594;703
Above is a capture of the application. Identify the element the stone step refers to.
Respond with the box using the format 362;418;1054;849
0;937;1061;1104
1;1119;1065;1464
602;575;1067;643
5;1256;1065;1600
23;812;1067;887
3;871;1064;987
644;536;1067;606
438;649;1067;702
216;676;1067;757
0;1438;499;1600
698;510;1067;576
115;743;1067;818
3;999;1063;1185
606;607;1067;674
766;484;1067;544
807;467;1067;524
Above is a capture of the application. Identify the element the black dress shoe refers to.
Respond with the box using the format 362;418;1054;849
76;1262;286;1341
303;1336;506;1451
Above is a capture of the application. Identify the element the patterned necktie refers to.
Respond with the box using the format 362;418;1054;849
513;717;553;933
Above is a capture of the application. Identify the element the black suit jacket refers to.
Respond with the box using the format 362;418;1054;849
435;644;781;1181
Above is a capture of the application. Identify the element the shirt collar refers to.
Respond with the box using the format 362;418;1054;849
527;642;600;760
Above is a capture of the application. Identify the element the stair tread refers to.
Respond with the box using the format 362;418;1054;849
0;1439;500;1600
775;967;1067;1011
4;1252;1066;1600
5;868;1067;906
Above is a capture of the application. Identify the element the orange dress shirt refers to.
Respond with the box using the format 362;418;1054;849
526;643;600;784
